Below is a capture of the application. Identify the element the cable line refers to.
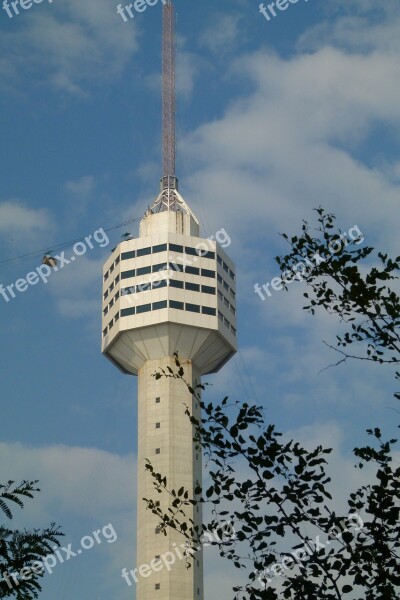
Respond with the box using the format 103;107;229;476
0;216;141;272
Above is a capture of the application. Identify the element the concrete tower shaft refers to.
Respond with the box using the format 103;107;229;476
137;357;203;600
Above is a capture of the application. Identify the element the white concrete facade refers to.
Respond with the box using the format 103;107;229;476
102;205;237;600
137;357;203;600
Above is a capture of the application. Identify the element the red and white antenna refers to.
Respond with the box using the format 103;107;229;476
150;0;195;214
162;0;176;190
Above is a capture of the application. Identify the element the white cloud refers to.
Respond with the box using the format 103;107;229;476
176;50;202;98
47;255;106;319
199;14;242;54
0;0;139;95
176;15;400;271
0;201;54;246
65;175;95;197
145;39;203;100
64;175;96;220
0;442;137;599
0;442;135;521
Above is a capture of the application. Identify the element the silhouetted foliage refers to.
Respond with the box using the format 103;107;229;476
144;210;400;599
0;481;63;599
276;208;400;399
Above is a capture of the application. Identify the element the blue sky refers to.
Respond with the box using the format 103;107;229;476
0;0;399;598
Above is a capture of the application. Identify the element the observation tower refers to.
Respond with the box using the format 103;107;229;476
102;3;237;598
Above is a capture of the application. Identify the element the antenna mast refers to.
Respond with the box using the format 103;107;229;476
162;0;176;190
150;0;189;213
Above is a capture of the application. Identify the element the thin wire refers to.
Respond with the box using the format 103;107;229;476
0;216;141;272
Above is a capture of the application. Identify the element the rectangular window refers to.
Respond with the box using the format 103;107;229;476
156;422;160;429
169;279;184;289
137;266;151;276
103;290;109;300
224;317;230;328
115;274;120;284
202;306;216;316
103;327;108;337
137;247;151;257
116;255;120;265
121;307;136;317
202;285;216;295
230;306;236;315
170;300;184;310
122;286;136;295
137;303;151;314
201;269;215;278
186;282;200;292
153;300;167;310
115;312;120;322
218;310;223;321
217;274;223;284
155;448;161;454
153;243;167;253
185;246;197;256
103;307;108;316
104;271;109;282
170;262;184;272
121;269;136;279
194;248;215;259
230;288;236;298
153;263;168;273
155;584;160;590
155;397;160;403
153;279;168;289
186;266;200;275
122;251;135;260
169;243;183;253
217;290;223;300
229;269;235;280
186;303;200;313
231;326;237;335
217;255;222;265
223;261;229;273
223;281;229;291
224;298;229;308
137;282;151;292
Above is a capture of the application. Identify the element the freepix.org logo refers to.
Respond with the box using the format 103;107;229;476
259;0;310;24
257;512;364;588
2;0;54;19
1;523;117;591
254;225;364;302
0;227;109;304
121;520;236;586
